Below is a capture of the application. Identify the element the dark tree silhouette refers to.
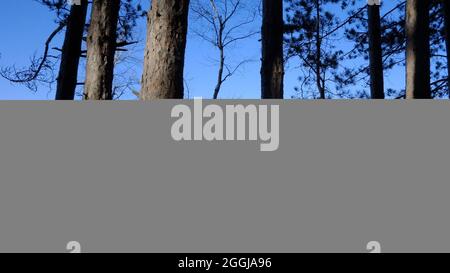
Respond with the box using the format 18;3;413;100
405;0;431;99
261;0;284;99
55;0;88;100
443;0;450;95
368;3;385;99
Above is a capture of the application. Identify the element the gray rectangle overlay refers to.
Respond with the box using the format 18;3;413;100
0;101;449;253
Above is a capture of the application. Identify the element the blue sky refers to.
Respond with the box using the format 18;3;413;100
0;0;405;100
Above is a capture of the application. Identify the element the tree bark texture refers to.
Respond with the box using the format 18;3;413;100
55;0;88;100
141;0;190;100
84;0;121;100
405;0;431;99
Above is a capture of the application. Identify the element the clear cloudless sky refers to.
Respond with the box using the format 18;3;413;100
0;0;403;100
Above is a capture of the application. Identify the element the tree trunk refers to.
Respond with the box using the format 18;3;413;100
261;0;284;99
84;0;121;100
213;21;225;100
405;0;431;99
141;0;190;100
55;0;88;100
213;46;225;99
368;4;385;99
443;0;450;97
315;0;325;99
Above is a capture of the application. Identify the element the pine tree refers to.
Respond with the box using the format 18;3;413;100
368;3;385;99
55;0;88;100
261;0;284;99
405;0;431;99
285;0;346;99
443;0;450;95
84;0;121;100
141;0;190;99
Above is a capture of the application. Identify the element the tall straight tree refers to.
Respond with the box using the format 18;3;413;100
55;0;88;100
314;0;324;99
405;0;431;99
261;0;284;99
141;0;190;99
368;2;384;99
443;0;450;96
84;0;121;100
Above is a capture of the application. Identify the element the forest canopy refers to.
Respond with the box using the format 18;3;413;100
0;0;448;100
